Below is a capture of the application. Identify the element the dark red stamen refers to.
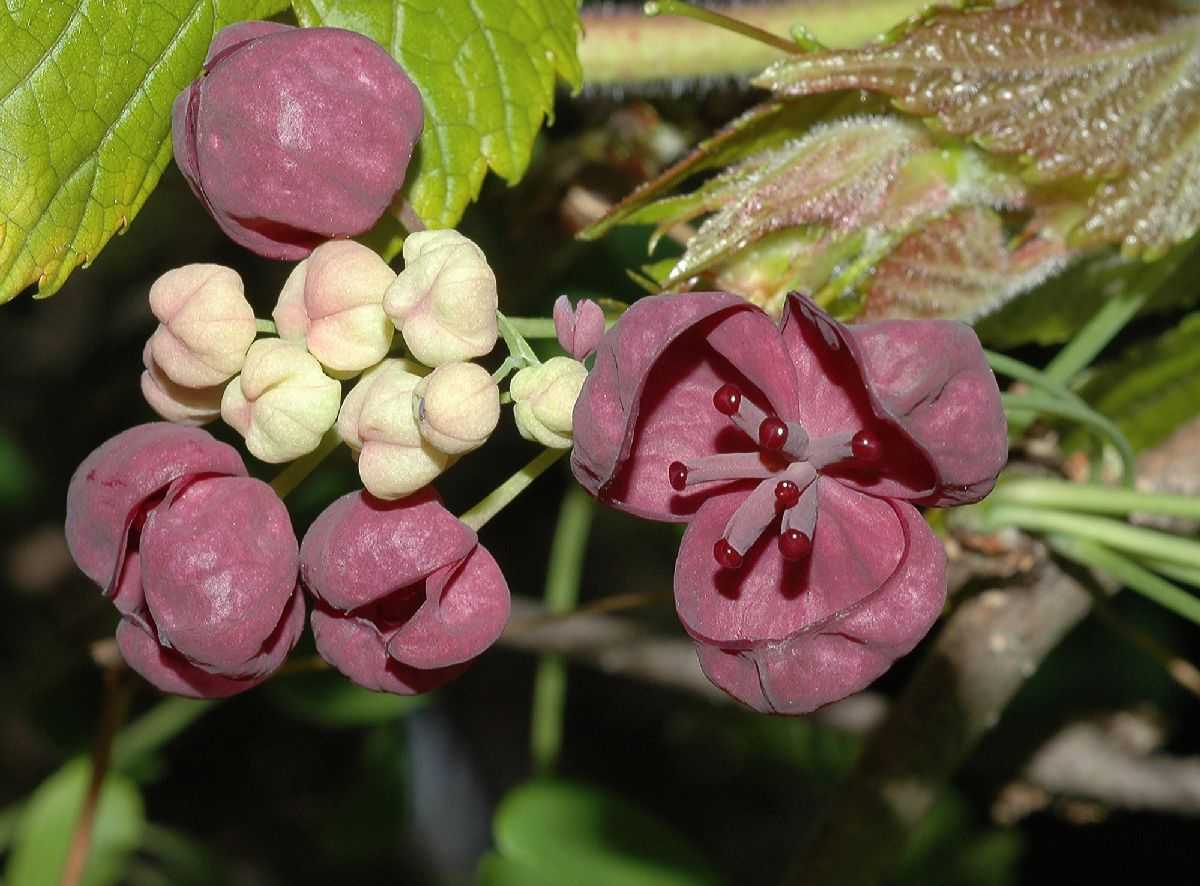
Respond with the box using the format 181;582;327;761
851;429;883;464
668;461;688;491
713;538;743;570
713;384;742;416
779;529;812;561
758;416;788;451
774;480;800;510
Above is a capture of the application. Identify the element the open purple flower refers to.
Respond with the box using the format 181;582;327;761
66;423;304;697
571;292;1006;714
301;488;510;695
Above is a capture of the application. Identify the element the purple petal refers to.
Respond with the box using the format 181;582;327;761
844;315;1007;505
64;423;246;594
140;476;298;677
571;293;797;521
675;479;904;647
300;488;477;611
311;599;469;695
204;21;293;65
386;545;510;670
116;618;265;699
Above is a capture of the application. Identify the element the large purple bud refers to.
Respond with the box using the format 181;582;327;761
172;22;424;260
65;424;304;697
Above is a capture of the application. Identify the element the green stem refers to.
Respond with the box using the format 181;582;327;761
1134;558;1200;589
645;0;803;54
985;504;1200;571
1000;392;1136;485
269;430;341;500
1046;535;1200;627
255;318;277;335
505;318;557;339
984;350;1091;410
531;485;595;776
459;448;568;531
991;479;1200;520
111;698;219;772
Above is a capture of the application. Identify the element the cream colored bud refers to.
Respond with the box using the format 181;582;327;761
383;230;499;367
413;362;500;455
271;241;395;374
337;359;452;499
511;356;587;449
221;339;341;462
140;342;223;426
148;263;255;388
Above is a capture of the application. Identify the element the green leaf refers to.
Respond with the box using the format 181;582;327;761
1074;311;1200;452
6;758;145;886
0;429;33;509
265;669;426;727
292;0;582;229
755;0;1200;257
0;0;287;302
489;780;724;886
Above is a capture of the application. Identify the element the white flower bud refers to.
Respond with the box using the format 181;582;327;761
511;356;587;449
413;362;500;455
140;342;223;426
148;263;255;388
221;339;341;462
271;241;395;374
337;359;452;499
383;230;498;367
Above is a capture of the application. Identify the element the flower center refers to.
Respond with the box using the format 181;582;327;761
668;383;883;569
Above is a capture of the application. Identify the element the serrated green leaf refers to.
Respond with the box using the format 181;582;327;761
6;758;144;886
492;780;724;886
0;0;287;303
292;0;582;229
755;0;1200;257
1074;311;1200;452
862;206;1071;320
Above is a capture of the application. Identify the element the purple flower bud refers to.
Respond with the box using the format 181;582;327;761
553;295;605;360
301;488;510;694
173;24;424;259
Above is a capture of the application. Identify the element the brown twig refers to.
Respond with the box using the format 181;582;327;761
60;663;133;886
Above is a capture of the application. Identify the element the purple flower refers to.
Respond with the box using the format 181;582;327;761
571;292;1006;714
301;488;510;695
173;23;423;259
66;424;303;697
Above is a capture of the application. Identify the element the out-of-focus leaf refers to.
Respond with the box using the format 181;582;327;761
292;0;583;229
0;0;287;302
891;790;1023;886
0;430;33;508
489;780;724;886
266;669;425;727
478;853;562;886
863;207;1072;320
976;234;1200;347
756;0;1200;257
136;825;228;886
5;758;144;886
1073;311;1200;452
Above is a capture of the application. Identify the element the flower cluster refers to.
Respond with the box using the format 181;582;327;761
571;292;1007;714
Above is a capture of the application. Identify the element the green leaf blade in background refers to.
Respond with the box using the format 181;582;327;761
485;780;724;886
0;0;287;303
5;758;144;886
292;0;583;229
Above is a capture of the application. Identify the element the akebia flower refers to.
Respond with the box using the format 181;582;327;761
65;424;304;697
301;488;510;694
511;356;588;449
553;295;605;361
571;292;1006;714
173;22;424;259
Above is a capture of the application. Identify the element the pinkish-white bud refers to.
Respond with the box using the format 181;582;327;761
553;295;605;360
413;362;500;455
140;342;223;426
148;264;256;388
271;241;395;374
337;359;452;499
221;339;341;462
511;356;588;449
383;231;498;367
